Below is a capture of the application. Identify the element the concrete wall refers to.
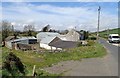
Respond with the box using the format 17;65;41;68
40;43;62;50
5;41;12;49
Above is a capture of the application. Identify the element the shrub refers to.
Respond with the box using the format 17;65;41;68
87;40;95;46
2;52;26;76
77;42;82;47
88;36;97;40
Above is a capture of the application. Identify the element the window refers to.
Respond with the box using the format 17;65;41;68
112;36;119;38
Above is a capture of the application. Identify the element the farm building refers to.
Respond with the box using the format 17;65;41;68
49;37;79;49
36;29;81;50
5;36;19;41
64;29;80;41
36;32;60;42
36;32;61;50
5;37;37;50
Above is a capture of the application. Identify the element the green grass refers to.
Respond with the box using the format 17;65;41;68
99;28;120;39
2;41;107;76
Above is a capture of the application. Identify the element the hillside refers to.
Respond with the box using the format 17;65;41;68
97;28;120;39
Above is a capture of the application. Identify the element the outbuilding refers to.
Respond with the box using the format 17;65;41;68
36;29;81;50
5;37;37;49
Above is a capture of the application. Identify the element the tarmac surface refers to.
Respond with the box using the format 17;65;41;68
44;38;118;76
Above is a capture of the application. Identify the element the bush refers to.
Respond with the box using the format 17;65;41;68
77;42;82;47
88;36;97;40
2;52;26;76
87;40;95;46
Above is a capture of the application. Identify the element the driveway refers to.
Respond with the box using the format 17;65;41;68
44;38;118;76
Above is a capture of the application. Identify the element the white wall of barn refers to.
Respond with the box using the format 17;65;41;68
40;43;62;50
5;41;12;49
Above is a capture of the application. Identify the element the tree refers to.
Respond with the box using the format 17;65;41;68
79;30;89;40
2;21;12;41
2;52;26;76
85;31;89;39
23;24;35;36
41;24;50;32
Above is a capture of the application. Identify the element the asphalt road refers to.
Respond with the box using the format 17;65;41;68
98;38;118;61
44;38;119;76
98;38;119;76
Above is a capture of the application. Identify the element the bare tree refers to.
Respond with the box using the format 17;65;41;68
2;20;12;41
23;25;35;32
23;24;35;36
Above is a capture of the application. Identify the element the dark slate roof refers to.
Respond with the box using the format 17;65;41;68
49;39;78;49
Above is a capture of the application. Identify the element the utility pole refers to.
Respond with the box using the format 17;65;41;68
74;26;77;41
97;6;101;40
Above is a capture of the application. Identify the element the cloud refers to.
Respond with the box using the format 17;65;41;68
2;2;118;32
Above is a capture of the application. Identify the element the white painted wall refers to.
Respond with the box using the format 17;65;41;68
40;43;62;50
5;41;12;49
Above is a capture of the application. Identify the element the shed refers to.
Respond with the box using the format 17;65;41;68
5;36;18;41
40;36;62;50
36;32;60;42
5;37;37;49
36;32;61;50
36;29;81;50
49;38;78;49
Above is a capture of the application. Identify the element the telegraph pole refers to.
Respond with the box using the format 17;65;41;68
97;6;101;40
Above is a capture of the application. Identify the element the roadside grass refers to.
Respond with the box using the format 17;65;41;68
0;47;2;76
2;40;107;76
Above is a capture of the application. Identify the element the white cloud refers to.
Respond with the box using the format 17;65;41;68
2;2;118;32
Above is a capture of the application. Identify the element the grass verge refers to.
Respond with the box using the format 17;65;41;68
2;40;107;76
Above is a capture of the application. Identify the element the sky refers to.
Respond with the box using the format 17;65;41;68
1;2;118;32
1;0;119;2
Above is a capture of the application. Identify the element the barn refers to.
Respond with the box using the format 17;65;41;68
64;29;80;41
36;29;81;50
36;32;61;50
5;37;37;49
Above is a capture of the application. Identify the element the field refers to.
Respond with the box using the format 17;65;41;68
2;40;107;76
99;28;120;39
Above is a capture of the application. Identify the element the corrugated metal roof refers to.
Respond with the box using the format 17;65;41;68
37;32;60;38
37;32;59;36
37;32;60;44
19;36;36;39
10;37;36;43
40;36;56;44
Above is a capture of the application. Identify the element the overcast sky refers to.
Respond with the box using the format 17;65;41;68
2;2;118;32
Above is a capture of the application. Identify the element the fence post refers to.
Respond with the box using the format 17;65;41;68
32;65;36;76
